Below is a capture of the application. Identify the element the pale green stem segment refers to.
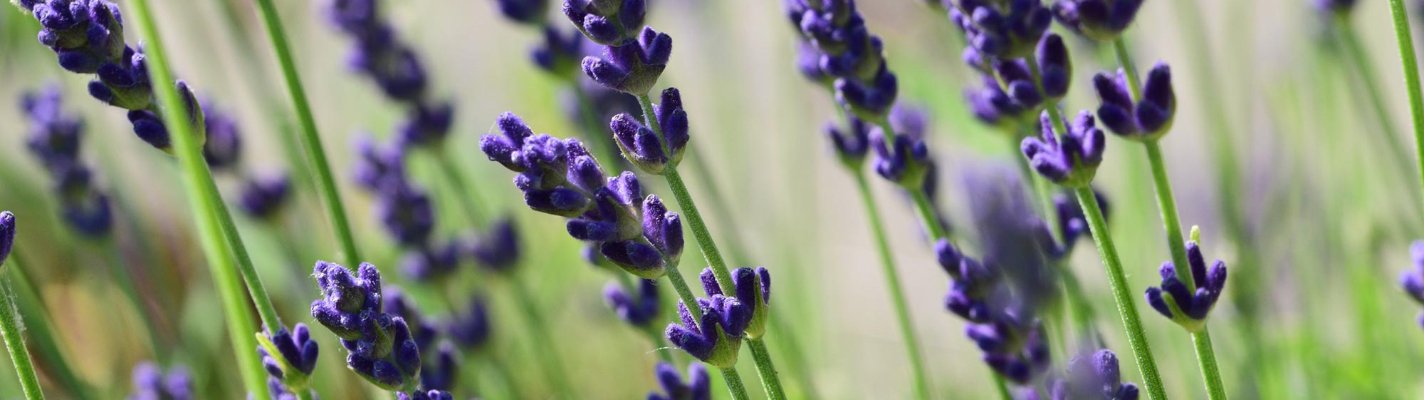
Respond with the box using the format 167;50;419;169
721;367;752;400
1383;0;1424;214
850;170;932;399
0;258;44;400
633;93;789;400
506;275;574;397
1112;37;1226;399
123;1;278;398
250;0;363;266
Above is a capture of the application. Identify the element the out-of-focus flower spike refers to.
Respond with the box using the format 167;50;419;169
647;362;712;400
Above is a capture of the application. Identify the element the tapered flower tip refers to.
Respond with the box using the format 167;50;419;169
601;240;666;278
1136;62;1175;134
1091;349;1121;383
471;217;521;272
0;211;13;266
1035;34;1071;99
482;112;535;169
202;102;242;169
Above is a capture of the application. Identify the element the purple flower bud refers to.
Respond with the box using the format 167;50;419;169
665;294;750;368
870;124;931;189
399;240;461;282
201;101;242;170
494;0;548;25
648;362;712;400
1054;348;1141;400
1036;34;1072;99
394;100;454;148
604;279;660;326
1021;110;1106;187
563;0;647;46
581;27;672;94
531;26;586;76
1144;238;1228;331
376;182;435;247
952;0;1052;59
448;295;492;349
311;262;422;390
1313;0;1356;15
259;323;320;391
1092;62;1176;141
237;173;292;220
89;46;152;110
1052;0;1142;42
826;116;871;166
470;217;521;272
128;362;194;400
834;63;898;119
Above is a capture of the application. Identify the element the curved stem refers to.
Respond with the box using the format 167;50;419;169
0;261;44;400
851;171;931;399
721;367;752;400
1384;0;1424;212
746;339;787;400
1072;186;1166;399
1113;37;1224;399
250;0;363;266
122;2;275;398
506;274;574;397
432;146;488;228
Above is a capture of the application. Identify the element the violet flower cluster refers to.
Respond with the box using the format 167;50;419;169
258;323;320;397
950;0;1052;61
325;0;453;148
563;0;671;96
1092;63;1177;142
1144;235;1229;332
351;136;461;282
937;171;1059;384
447;295;492;350
604;279;661;327
663;267;772;366
20;86;113;236
202;102;293;220
785;0;899;119
962;34;1072;133
14;0;204;153
1021;111;1107;188
480;113;684;279
310;261;422;390
127;362;194;400
647;362;711;400
1049;349;1140;400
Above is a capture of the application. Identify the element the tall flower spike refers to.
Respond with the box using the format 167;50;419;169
128;362;194;400
310;261;422;390
258;323;320;392
950;0;1053;59
786;0;901;119
582;26;672;95
1051;0;1143;42
604;279;660;327
700;267;772;339
1092;62;1176;141
608;88;689;174
1144;231;1228;332
1021;110;1106;187
648;362;712;400
1051;349;1141;400
0;212;14;266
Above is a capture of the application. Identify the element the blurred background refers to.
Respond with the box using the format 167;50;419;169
2;0;1424;398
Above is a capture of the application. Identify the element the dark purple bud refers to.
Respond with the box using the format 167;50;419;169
237;173;292;220
1053;0;1142;41
448;296;492;349
604;279;660;326
202;101;242;170
395;100;455;148
1021;110;1105;187
648;362;712;400
1144;236;1228;330
601;240;666;278
582;27;672;94
1093;63;1176;140
1036;34;1072;99
494;0;548;25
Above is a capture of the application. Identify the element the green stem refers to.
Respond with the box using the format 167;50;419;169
992;375;1011;400
720;367;752;400
432;146;489;228
0;261;44;400
250;0;363;266
850;171;931;399
1384;0;1424;213
506;274;574;397
1072;186;1166;399
1113;37;1223;399
123;2;275;398
746;339;786;400
295;390;314;400
664;268;706;319
1337;22;1424;221
6;252;91;399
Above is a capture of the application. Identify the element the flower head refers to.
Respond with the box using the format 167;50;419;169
310;261;422;390
28;0;128;74
399;240;462;282
21;86;114;237
1092;62;1176;141
1052;0;1142;42
605;279;661;327
700;267;772;339
950;0;1053;60
665;294;753;368
562;0;648;46
376;182;436;247
968;315;1051;384
1051;349;1141;400
127;362;194;400
648;362;711;400
786;0;900;118
1021;111;1106;187
608;88;689;174
826;116;871;167
258;323;320;391
1144;230;1228;332
582;27;672;94
869;125;931;189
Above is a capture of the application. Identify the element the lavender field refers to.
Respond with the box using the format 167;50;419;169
0;0;1419;398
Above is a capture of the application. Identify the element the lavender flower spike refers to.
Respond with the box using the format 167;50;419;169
21;86;115;236
1021;111;1106;187
1144;228;1228;332
1051;349;1141;400
0;212;14;267
609;87;690;174
1093;62;1176;141
310;261;422;390
1052;0;1143;42
257;323;320;392
128;362;194;400
469;217;522;273
700;267;772;339
605;279;661;327
826;116;871;167
665;295;752;368
448;296;492;350
648;362;712;400
582;26;672;95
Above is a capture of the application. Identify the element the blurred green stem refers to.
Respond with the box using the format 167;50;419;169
1337;21;1424;220
635;93;789;399
0;258;44;400
124;1;279;397
506;274;574;397
1382;0;1424;211
7;252;91;399
722;366;752;400
250;0;364;265
850;169;931;400
1113;37;1226;399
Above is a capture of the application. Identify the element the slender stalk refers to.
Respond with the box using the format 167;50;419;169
5;253;91;399
432;146;489;228
721;367;752;400
123;2;273;398
0;260;44;400
1072;186;1166;399
1383;0;1424;209
745;339;786;400
250;0;364;265
1113;38;1225;399
634;93;788;399
850;170;931;399
506;275;574;397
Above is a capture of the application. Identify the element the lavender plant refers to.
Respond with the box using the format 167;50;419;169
310;261;424;391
